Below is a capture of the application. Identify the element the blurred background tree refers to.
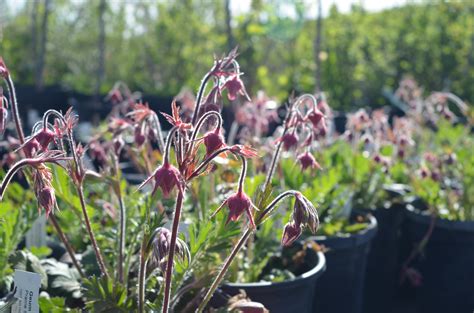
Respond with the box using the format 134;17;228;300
0;0;473;110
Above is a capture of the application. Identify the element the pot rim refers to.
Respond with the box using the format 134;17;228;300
224;251;326;289
405;205;474;232
310;214;378;247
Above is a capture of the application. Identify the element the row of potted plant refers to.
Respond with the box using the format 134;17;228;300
0;50;472;313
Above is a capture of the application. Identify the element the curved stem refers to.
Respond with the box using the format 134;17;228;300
191;71;213;126
196;228;253;313
263;106;294;190
77;184;109;277
151;113;166;153
187;111;222;155
4;75;25;144
164;127;178;165
50;215;85;278
162;191;184;313
42;109;66;131
237;155;246;193
256;190;298;225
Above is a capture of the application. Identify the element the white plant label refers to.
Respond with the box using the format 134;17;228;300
11;270;41;313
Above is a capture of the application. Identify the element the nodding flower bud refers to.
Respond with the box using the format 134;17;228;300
297;152;321;171
281;222;302;247
214;190;256;229
134;125;146;147
37;186;56;218
34;128;56;151
306;109;325;129
293;193;319;233
203;129;225;156
138;162;183;198
149;227;190;273
23;138;41;157
279;132;299;151
223;74;249;101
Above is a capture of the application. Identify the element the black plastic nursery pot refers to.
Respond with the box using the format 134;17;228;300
401;207;474;313
214;251;326;313
312;215;377;313
363;203;405;313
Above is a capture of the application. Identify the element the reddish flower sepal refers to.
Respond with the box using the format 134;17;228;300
138;161;183;198
281;222;302;247
34;128;56;151
203;129;226;157
297;152;322;171
213;191;257;229
278;132;299;151
223;74;250;101
305;109;325;129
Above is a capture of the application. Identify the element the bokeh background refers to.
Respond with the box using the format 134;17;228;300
1;0;473;110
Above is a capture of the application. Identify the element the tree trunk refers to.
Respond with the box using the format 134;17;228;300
224;0;235;52
35;0;50;91
314;0;323;93
96;0;106;98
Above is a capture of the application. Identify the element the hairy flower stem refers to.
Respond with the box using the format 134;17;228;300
196;228;253;313
112;155;126;283
162;190;184;313
152;113;166;153
77;184;109;277
191;71;213;126
4;75;25;144
237;155;247;193
50;215;85;278
137;239;148;313
197;190;298;312
263;105;294;190
65;128;109;277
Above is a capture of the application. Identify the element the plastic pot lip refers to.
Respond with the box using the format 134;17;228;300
223;251;326;290
309;214;378;249
405;206;474;232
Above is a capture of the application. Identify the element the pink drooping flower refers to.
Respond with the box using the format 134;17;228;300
306;109;325;129
23;138;41;157
279;132;299;151
214;191;256;229
138;161;183;198
34;128;56;151
297;152;321;171
223;74;249;101
203;129;225;156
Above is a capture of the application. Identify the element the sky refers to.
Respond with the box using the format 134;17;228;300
7;0;415;17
